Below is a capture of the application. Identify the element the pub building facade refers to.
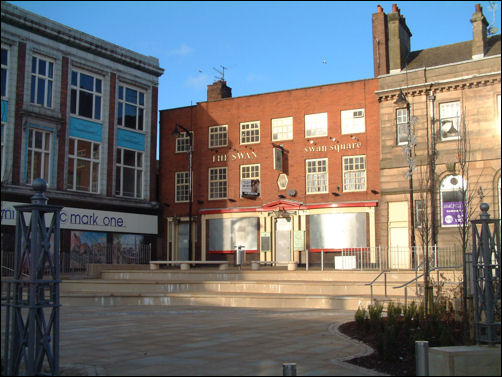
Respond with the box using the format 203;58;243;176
159;78;381;266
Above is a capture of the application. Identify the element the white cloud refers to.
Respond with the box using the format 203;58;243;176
169;43;194;56
185;73;209;89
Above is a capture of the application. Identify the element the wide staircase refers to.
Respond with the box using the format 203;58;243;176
59;266;462;310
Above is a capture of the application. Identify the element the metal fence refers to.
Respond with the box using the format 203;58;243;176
1;244;151;277
316;245;462;271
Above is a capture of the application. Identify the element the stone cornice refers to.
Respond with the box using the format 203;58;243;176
377;72;501;102
1;3;164;78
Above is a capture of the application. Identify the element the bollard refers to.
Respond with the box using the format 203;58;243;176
283;363;297;376
415;341;429;376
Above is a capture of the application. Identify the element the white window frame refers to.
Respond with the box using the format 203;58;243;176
67;137;100;193
306;158;328;194
209;125;228;148
115;147;144;199
70;69;102;121
240;121;260;145
175;171;191;203
341;108;365;134
439;101;461;141
175;131;192;153
396;108;409;145
343;155;366;192
305;112;328;138
117;85;145;131
30;55;54;108
209;167;227;200
240;164;260;180
26;128;52;185
272;116;293;141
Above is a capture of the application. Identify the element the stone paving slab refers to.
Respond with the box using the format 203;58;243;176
2;305;388;376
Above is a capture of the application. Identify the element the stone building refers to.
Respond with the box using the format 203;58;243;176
1;2;164;263
372;3;500;266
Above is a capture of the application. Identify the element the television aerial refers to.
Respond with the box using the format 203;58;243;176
213;65;228;81
487;1;499;35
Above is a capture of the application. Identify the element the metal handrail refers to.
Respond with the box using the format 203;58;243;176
365;270;388;304
392;266;458;307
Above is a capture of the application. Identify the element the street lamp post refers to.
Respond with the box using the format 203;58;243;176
395;90;417;255
173;123;193;260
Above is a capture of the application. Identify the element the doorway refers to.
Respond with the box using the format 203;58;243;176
275;217;291;263
177;222;190;261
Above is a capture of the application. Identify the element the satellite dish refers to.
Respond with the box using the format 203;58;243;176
488;26;499;35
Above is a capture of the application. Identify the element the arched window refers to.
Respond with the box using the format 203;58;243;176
440;175;467;227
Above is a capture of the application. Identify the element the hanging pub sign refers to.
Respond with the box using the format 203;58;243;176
273;147;283;171
241;179;261;198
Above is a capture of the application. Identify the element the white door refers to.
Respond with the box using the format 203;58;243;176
275;218;291;263
177;222;189;261
388;202;410;269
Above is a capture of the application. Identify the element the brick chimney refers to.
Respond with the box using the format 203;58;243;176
372;4;412;76
207;80;232;101
471;3;488;59
387;4;412;73
372;4;389;77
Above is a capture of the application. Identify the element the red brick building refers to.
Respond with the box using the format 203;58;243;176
159;78;380;266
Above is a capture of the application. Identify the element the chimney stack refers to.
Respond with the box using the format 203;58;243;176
207;80;232;101
387;3;412;73
372;5;389;77
372;3;412;76
471;3;488;59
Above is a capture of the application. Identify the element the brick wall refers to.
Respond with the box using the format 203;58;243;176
159;78;381;219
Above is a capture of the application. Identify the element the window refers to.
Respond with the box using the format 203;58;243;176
272;117;293;141
1;47;8;98
415;200;426;228
305;112;327;138
240;121;260;144
26;128;52;185
396;108;409;145
240;164;260;197
440;175;467;227
175;171;191;203
209;167;227;200
30;56;54;108
116;148;143;198
306;158;328;194
175;131;192;153
117;85;144;131
498;95;501;132
67;138;100;193
70;70;102;121
209;125;228;148
1;124;5;180
439;102;461;140
341;109;365;134
343;155;366;192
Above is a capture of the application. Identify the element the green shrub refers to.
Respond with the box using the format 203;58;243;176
368;302;384;321
403;301;418;324
387;302;403;323
355;307;367;328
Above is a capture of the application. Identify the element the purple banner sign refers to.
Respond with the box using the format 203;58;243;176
442;201;467;226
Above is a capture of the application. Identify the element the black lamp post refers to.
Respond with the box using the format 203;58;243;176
395;90;416;257
173;123;193;260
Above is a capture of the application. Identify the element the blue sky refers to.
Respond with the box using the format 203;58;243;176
9;1;501;112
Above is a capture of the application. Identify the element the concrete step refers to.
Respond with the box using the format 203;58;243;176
99;268;440;283
60;291;410;310
61;279;421;297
